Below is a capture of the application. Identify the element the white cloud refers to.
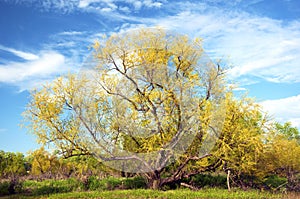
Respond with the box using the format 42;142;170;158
143;0;162;8
119;6;130;13
77;0;119;14
6;0;165;18
3;0;300;89
260;95;300;129
0;45;39;61
55;41;77;47
32;0;78;13
78;0;95;8
100;7;114;12
134;1;142;10
151;6;300;84
100;0;164;12
130;0;142;10
0;51;71;90
232;87;247;91
58;31;85;36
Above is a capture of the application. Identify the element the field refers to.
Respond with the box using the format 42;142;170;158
2;188;300;199
2;176;300;199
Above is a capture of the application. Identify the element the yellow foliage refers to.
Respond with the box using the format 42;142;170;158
23;28;270;179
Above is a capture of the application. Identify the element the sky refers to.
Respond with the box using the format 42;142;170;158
0;0;300;153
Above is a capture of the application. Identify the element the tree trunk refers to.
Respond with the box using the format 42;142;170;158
147;171;162;189
151;179;161;189
286;170;296;191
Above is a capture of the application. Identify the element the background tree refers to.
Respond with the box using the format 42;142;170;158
62;155;112;181
213;94;266;190
262;122;300;191
0;151;27;194
0;151;26;179
24;28;270;189
274;122;300;142
29;147;60;179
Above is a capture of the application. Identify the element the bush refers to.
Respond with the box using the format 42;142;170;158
87;176;106;190
106;177;123;190
264;175;287;190
188;174;227;188
22;178;84;196
123;176;147;189
0;181;9;196
0;179;23;196
89;177;123;190
87;176;147;191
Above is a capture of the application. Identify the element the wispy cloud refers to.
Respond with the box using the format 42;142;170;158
5;0;165;14
3;0;300;89
73;0;300;85
78;0;99;8
0;128;7;133
0;45;39;61
143;0;163;8
0;31;95;91
232;87;247;92
58;31;86;36
3;0;79;13
260;95;300;129
147;4;300;85
0;50;72;91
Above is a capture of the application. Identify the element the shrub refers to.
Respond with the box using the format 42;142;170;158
87;176;121;190
105;177;122;190
264;175;287;190
87;176;106;190
87;176;147;190
188;174;227;188
22;178;84;196
0;181;9;196
123;176;147;189
0;179;23;196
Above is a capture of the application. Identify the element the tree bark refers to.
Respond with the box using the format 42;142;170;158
180;182;198;190
151;179;161;189
146;171;162;189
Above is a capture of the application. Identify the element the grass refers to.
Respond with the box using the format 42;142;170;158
2;188;297;199
1;176;299;199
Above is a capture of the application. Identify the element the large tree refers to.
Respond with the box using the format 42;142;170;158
24;28;266;189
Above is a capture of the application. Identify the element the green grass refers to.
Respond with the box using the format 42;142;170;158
1;188;295;199
21;178;85;195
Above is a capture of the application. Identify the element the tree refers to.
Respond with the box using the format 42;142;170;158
24;28;267;189
213;94;266;190
0;151;26;179
0;151;27;194
274;122;300;142
262;122;300;191
28;147;60;178
62;154;111;180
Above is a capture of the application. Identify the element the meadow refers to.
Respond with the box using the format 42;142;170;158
1;177;300;199
2;188;298;199
3;172;300;199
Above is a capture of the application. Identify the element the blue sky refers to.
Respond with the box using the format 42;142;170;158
0;0;300;153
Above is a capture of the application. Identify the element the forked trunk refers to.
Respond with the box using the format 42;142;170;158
147;171;162;189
